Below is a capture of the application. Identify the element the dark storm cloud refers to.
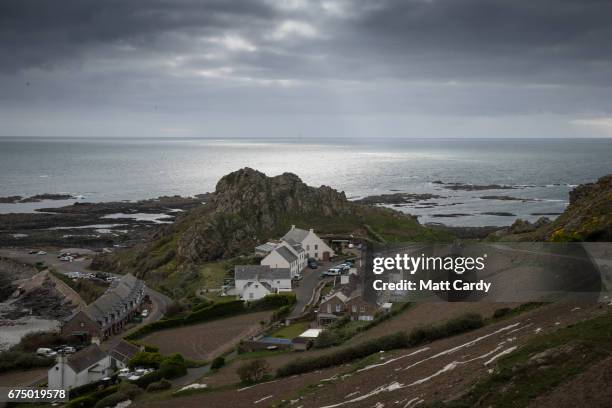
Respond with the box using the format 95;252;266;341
1;0;612;137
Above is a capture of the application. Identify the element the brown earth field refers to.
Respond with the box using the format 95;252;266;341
201;302;519;388
140;311;272;361
134;302;608;408
0;368;47;387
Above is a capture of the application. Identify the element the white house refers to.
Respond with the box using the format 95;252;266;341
282;226;334;261
48;344;112;390
234;265;292;300
261;244;306;277
241;279;274;301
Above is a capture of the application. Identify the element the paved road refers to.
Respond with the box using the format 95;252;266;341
289;259;354;318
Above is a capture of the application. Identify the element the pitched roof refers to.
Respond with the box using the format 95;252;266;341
255;242;279;253
84;273;144;326
234;265;291;281
66;344;108;373
275;246;298;263
281;227;310;245
244;280;274;293
108;340;141;365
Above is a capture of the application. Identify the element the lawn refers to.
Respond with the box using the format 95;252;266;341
270;322;310;339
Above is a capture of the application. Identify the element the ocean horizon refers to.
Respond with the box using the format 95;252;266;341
1;137;611;227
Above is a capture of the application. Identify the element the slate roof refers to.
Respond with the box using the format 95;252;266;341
281;227;309;245
66;344;108;373
108;340;141;365
275;246;298;263
84;273;144;328
255;242;279;253
234;265;291;280
244;280;274;293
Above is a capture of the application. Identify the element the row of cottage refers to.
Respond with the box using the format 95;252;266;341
235;225;334;300
62;273;147;341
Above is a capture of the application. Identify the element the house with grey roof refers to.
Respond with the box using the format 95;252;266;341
48;344;112;390
281;225;334;261
62;273;145;340
234;265;292;301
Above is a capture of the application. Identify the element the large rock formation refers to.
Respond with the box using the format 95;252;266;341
176;168;352;263
490;174;612;242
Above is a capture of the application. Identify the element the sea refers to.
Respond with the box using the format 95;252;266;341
1;137;611;227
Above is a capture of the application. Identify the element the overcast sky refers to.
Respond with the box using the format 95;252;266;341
1;0;612;138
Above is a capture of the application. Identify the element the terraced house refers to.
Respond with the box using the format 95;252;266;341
61;274;145;340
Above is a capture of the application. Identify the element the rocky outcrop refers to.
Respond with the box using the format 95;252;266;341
489;174;611;242
176;168;352;263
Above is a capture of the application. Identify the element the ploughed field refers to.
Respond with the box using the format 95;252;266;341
140;311;272;361
134;302;607;408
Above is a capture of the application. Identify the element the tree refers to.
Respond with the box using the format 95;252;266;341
236;359;270;384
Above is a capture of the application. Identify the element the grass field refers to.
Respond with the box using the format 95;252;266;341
270;322;310;339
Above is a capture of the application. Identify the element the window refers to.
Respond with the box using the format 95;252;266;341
315;244;318;250
352;305;356;312
335;304;342;312
249;293;254;299
314;252;318;258
306;245;310;251
327;304;331;313
360;305;366;312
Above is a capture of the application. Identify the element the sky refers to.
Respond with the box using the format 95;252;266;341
1;0;612;138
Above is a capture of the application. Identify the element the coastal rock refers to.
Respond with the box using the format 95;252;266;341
433;181;517;191
0;195;22;203
353;192;444;205
19;193;77;202
177;168;352;263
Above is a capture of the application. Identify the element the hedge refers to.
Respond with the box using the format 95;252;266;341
126;293;296;340
277;313;484;377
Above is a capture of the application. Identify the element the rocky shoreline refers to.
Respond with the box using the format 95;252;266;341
0;194;205;248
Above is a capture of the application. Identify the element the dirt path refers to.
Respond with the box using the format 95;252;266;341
135;303;606;407
141;311;272;361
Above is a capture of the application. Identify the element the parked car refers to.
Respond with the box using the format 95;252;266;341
59;256;74;262
141;309;149;318
36;251;47;255
307;258;318;269
293;273;303;281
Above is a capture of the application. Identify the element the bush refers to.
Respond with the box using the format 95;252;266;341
237;359;270;384
277;313;484;378
65;396;96;408
278;332;409;377
159;353;188;379
94;383;142;408
0;350;54;373
128;352;163;369
165;300;187;318
146;379;172;392
493;307;512;319
211;356;225;370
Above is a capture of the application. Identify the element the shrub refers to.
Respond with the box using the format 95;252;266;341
278;332;409;377
0;350;54;373
493;307;512;319
93;383;142;408
237;359;270;384
165;300;187;318
65;396;96;408
159;353;188;379
211;356;225;370
146;379;172;392
277;313;484;377
128;352;163;369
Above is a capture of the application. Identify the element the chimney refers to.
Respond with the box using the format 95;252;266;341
291;225;295;230
309;228;314;233
91;336;100;345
